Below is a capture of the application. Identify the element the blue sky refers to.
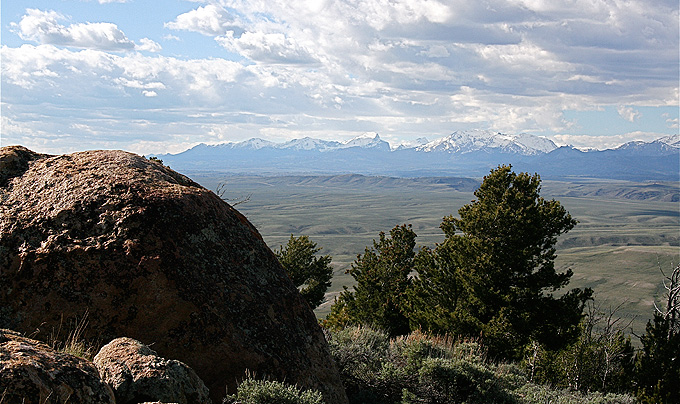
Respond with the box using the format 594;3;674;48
1;0;678;154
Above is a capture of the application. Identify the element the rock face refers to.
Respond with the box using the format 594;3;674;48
0;329;115;404
0;146;348;404
94;337;211;404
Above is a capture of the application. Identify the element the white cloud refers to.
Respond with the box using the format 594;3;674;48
663;114;679;129
617;105;641;122
2;0;678;153
165;5;242;36
12;9;136;51
136;38;162;53
216;31;318;64
420;45;450;58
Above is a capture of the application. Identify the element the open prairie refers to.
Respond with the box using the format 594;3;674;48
192;174;679;335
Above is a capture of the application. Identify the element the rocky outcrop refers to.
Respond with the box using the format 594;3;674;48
0;146;348;404
94;337;211;404
0;329;115;404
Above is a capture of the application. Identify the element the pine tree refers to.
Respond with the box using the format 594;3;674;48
326;224;416;336
275;235;333;309
411;165;591;359
634;264;680;404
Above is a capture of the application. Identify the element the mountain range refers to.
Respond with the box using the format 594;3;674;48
154;131;679;181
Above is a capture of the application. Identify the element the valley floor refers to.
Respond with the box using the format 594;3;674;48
192;174;680;335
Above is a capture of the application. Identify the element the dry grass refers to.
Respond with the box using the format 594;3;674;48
47;311;98;361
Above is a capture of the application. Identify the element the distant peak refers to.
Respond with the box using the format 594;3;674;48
345;132;381;142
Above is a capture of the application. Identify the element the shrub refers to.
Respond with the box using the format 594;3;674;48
513;383;636;404
328;326;514;404
327;326;636;404
326;326;397;404
409;357;514;404
223;377;324;404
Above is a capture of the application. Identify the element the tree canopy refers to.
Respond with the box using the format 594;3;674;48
410;165;592;359
325;224;416;336
413;166;592;358
275;235;333;309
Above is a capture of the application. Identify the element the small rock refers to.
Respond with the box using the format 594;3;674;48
94;337;211;404
0;329;115;404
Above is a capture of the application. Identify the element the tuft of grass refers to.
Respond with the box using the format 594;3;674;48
47;311;98;361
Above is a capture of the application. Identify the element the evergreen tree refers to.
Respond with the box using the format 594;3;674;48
634;313;680;404
326;224;416;336
634;264;680;404
411;165;591;359
275;235;333;309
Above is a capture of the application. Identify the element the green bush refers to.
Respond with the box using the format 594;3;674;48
328;326;514;404
223;378;324;404
513;383;636;404
326;326;398;404
410;357;514;404
327;326;636;404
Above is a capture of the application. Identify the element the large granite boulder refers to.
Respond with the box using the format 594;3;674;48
0;146;348;404
94;337;211;404
0;329;115;404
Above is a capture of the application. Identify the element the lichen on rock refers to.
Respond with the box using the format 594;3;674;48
0;328;115;404
94;337;211;404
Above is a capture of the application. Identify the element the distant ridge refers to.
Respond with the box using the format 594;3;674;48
154;131;679;181
415;130;557;155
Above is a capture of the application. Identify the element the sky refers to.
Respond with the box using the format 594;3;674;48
1;0;678;154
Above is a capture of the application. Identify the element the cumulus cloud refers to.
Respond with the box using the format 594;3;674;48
617;105;641;122
663;113;679;129
216;31;319;64
3;0;678;153
12;9;136;51
165;5;243;36
136;38;162;52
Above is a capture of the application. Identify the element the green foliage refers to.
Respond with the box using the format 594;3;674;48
275;235;333;309
327;326;635;404
327;326;513;404
326;224;416;336
223;377;324;404
512;383;636;404
148;156;164;164
410;165;592;360
523;304;634;394
633;263;680;404
633;313;680;404
325;326;395;404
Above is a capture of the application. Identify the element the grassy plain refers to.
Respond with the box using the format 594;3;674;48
192;174;679;335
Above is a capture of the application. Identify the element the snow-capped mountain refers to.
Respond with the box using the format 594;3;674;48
338;133;390;150
200;131;554;154
658;134;680;148
213;133;390;152
614;134;679;155
392;137;430;151
154;131;678;181
226;138;277;150
416;130;557;155
279;137;342;151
